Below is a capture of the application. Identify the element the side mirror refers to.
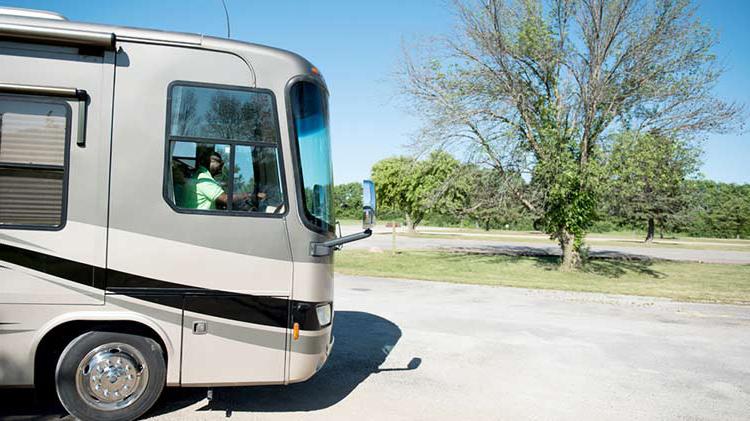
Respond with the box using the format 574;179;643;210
362;179;376;229
309;180;375;257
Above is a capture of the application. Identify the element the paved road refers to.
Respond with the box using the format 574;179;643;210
3;275;749;420
344;229;750;264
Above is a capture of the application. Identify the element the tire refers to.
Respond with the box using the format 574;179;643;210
55;331;166;421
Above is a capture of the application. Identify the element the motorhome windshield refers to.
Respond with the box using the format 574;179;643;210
290;81;334;232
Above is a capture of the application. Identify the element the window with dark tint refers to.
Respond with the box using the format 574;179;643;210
290;81;335;232
0;96;69;228
166;84;284;214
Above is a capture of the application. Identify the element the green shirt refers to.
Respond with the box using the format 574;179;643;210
182;167;224;210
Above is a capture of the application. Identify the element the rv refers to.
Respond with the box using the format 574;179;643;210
0;7;375;421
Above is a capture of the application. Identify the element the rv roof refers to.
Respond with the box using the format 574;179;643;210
0;7;67;21
0;8;315;79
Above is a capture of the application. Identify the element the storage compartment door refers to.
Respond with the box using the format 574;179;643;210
181;295;288;385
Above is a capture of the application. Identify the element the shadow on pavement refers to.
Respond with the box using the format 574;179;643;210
0;311;415;419
150;310;415;417
0;389;70;420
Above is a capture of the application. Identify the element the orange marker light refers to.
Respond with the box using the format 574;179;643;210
311;66;320;75
293;322;300;340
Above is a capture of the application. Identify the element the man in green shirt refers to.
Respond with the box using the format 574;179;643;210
194;152;227;210
189;151;265;210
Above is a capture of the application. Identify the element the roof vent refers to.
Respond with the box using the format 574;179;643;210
0;7;68;21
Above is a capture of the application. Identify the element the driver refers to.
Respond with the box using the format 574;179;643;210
194;150;265;210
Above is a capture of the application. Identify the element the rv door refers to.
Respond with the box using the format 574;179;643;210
0;39;115;304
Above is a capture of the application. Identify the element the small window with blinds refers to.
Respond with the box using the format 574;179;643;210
0;96;71;229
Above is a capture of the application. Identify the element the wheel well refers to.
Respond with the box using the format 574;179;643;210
34;320;168;391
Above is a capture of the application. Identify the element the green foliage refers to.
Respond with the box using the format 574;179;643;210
339;160;750;239
420;151;469;217
528;94;601;260
589;220;618;234
360;145;750;240
605;131;701;239
535;156;599;253
371;151;464;229
371;156;420;224
333;182;363;220
680;181;750;239
517;0;555;62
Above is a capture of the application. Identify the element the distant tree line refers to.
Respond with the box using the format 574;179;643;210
334;147;750;240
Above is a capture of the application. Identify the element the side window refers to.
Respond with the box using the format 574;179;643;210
165;84;285;215
0;96;70;229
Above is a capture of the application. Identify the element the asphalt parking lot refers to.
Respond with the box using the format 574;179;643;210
2;274;749;420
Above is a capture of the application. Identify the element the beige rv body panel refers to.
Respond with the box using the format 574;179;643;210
0;40;114;305
0;11;335;389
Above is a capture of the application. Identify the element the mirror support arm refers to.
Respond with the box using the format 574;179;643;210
310;229;372;257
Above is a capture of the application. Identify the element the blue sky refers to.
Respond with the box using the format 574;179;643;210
3;0;747;184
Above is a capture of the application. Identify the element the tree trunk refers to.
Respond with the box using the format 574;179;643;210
405;213;417;233
645;218;655;243
413;215;423;232
559;229;580;271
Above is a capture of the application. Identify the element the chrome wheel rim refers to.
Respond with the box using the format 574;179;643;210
75;342;149;411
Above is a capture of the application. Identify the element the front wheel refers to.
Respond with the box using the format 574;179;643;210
55;331;166;421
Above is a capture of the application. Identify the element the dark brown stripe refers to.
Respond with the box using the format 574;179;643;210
0;242;327;330
0;242;95;286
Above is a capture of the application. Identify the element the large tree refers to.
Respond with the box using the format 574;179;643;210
605;131;701;242
371;151;464;231
399;0;743;270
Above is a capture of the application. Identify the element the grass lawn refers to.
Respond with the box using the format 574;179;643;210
335;250;750;304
